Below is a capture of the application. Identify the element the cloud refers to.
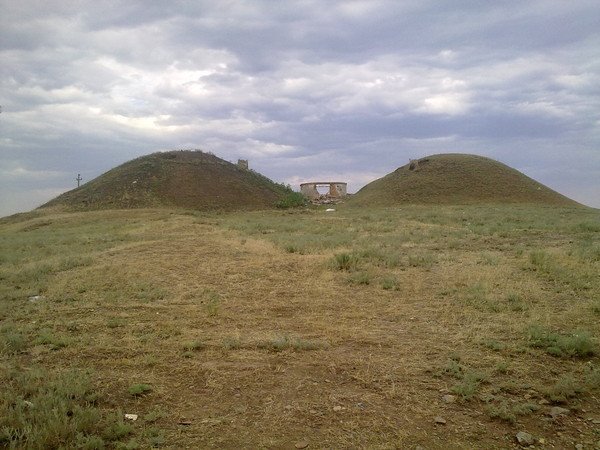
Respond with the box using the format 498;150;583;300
1;0;599;217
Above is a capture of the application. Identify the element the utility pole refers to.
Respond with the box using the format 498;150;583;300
76;173;82;187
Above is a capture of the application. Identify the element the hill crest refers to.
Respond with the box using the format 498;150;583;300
351;153;578;206
41;150;289;211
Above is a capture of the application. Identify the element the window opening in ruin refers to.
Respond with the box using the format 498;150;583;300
316;185;329;195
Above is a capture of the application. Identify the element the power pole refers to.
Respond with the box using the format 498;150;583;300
76;174;82;187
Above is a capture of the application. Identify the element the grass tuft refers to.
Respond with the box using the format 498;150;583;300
128;384;152;397
0;368;130;448
486;400;538;424
257;335;322;352
527;325;596;357
332;252;359;271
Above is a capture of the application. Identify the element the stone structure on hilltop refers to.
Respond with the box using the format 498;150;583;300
300;181;347;204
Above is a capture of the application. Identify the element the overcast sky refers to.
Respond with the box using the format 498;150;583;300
1;0;599;216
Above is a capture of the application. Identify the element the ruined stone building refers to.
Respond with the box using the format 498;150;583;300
300;182;347;202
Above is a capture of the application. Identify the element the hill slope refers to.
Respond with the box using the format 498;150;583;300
42;150;289;211
351;153;578;206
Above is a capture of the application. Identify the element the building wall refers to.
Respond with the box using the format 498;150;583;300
300;183;321;199
300;182;347;199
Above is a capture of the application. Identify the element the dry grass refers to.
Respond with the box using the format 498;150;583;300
1;204;599;448
350;153;578;207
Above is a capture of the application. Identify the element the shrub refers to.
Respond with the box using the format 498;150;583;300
275;192;307;209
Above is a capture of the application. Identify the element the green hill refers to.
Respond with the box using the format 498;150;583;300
350;153;578;206
41;150;289;211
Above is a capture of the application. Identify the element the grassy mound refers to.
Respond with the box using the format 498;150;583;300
350;153;578;206
41;150;290;211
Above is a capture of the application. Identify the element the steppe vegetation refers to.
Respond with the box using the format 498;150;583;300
1;204;599;448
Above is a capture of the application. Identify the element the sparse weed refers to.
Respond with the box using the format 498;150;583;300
142;355;158;367
482;339;505;351
574;239;600;262
332;252;359;271
575;221;600;233
407;253;435;268
466;282;488;303
529;250;553;271
585;365;600;389
347;271;371;285
0;324;27;354
116;439;140;450
222;336;242;350
527;325;595;357
495;361;509;374
35;329;70;350
479;253;499;266
546;374;585;403
58;255;93;271
441;359;464;379
285;244;300;253
143;408;166;424
128;383;152;397
134;282;168;302
528;249;593;291
451;370;487;400
0;368;130;448
203;290;221;316
486;400;538;423
182;340;204;352
102;414;133;441
76;434;106;449
506;293;526;312
107;318;125;328
257;335;321;352
381;276;399;290
145;427;165;448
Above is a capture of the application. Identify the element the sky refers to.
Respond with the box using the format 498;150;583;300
1;0;599;216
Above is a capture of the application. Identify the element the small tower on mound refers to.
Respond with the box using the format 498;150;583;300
237;159;249;170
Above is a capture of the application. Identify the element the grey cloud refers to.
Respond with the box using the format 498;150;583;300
1;0;599;216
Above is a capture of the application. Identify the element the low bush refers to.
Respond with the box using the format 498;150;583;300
275;192;307;209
